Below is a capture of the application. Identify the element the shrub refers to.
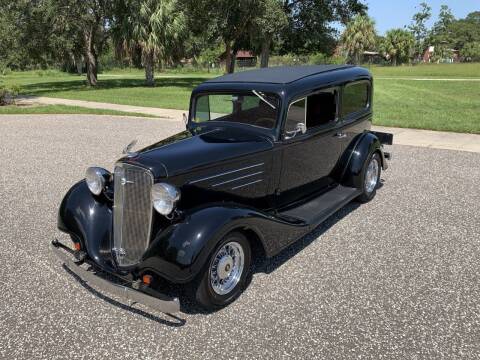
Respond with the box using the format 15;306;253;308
0;84;21;105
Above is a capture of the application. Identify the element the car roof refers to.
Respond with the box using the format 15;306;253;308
204;65;354;84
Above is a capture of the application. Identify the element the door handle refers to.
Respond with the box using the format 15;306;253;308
334;132;347;138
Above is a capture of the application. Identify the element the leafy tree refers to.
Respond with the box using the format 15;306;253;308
341;15;376;64
181;0;263;73
48;0;113;86
449;11;480;51
408;2;431;61
281;0;368;55
430;5;455;46
381;29;415;65
461;42;480;62
251;0;288;67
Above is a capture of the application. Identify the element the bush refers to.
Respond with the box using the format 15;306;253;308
0;84;21;105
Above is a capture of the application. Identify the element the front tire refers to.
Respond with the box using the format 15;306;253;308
191;231;251;311
356;152;381;203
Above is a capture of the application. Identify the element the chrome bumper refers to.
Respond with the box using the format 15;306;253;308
50;240;180;314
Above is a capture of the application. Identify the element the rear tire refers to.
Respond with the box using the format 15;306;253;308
356;152;381;203
190;231;251;311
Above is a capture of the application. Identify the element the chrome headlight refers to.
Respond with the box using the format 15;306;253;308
85;167;110;195
151;183;180;215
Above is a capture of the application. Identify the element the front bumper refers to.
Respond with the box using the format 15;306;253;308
51;239;180;314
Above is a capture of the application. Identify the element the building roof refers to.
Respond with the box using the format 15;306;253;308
205;65;354;85
236;50;255;58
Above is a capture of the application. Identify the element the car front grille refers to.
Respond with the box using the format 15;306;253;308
113;163;153;267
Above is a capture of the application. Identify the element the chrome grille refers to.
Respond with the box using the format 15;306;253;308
113;163;153;267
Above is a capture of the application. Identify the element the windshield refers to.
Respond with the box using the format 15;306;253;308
193;92;279;129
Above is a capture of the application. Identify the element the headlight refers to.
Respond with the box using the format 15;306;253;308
85;167;110;195
151;183;180;215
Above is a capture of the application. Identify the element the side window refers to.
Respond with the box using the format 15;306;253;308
285;98;306;132
342;81;369;117
195;95;211;122
306;89;338;128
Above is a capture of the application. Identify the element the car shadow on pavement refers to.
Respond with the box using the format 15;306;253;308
251;201;362;275
63;265;187;326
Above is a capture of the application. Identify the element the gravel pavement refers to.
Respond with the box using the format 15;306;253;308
0;114;479;359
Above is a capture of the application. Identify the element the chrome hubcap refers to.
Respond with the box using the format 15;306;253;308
210;241;244;295
365;157;379;193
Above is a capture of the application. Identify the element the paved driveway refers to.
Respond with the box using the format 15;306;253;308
1;115;479;359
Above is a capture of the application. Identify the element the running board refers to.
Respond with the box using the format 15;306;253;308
279;185;361;226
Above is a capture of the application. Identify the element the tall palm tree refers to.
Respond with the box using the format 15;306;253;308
115;0;185;86
381;29;415;66
341;15;376;64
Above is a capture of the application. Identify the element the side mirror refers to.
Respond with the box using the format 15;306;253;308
284;122;306;140
183;113;188;126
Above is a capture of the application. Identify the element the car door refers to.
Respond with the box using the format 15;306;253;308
276;87;345;208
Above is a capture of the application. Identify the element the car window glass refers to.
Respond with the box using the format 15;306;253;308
195;95;211;122
306;90;337;128
285;98;306;132
194;93;278;129
342;82;369;117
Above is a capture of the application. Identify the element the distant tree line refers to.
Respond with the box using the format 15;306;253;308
341;3;480;66
1;1;478;87
0;0;367;86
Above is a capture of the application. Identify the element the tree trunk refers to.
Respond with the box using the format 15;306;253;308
225;41;232;74
392;55;397;66
228;52;236;73
260;37;271;68
84;29;98;86
144;49;155;87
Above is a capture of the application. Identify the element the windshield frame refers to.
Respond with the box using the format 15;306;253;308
189;90;282;134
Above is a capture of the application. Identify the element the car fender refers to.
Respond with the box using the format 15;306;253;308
57;180;116;270
139;205;309;283
341;131;385;188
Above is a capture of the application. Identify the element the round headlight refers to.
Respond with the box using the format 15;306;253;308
85;167;109;195
151;183;180;215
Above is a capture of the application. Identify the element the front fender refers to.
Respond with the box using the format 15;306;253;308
341;132;385;188
139;205;309;283
57;180;115;270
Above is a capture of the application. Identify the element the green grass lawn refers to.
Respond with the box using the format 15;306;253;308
368;62;480;78
0;104;153;117
1;64;479;133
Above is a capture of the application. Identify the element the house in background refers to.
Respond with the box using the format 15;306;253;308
423;46;459;63
236;50;257;67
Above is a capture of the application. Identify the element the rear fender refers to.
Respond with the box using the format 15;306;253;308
341;132;384;188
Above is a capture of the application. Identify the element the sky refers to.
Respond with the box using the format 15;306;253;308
354;0;479;34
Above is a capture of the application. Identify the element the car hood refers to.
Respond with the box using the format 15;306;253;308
120;126;273;178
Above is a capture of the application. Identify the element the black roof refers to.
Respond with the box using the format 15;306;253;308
205;65;354;84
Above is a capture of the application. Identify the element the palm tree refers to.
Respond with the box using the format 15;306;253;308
341;15;376;64
115;0;185;86
381;29;415;66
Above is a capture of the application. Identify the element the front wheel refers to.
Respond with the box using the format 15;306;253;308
190;231;251;311
356;152;381;203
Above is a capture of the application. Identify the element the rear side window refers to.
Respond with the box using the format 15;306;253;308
342;81;369;117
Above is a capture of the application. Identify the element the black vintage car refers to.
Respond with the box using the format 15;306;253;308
52;65;392;313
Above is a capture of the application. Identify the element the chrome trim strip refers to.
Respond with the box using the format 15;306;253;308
189;163;264;184
211;171;264;187
231;179;263;190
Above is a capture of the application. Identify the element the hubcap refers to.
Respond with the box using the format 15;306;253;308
365;157;379;193
210;241;244;295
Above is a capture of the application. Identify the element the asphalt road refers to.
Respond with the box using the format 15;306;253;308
0;115;479;359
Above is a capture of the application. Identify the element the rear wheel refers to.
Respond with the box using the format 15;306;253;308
191;231;251;311
356;152;381;203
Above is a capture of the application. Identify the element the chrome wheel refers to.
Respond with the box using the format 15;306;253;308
365;157;379;193
210;241;245;296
